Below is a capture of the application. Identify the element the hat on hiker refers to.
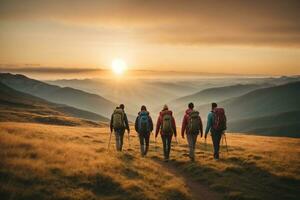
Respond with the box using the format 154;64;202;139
163;104;168;110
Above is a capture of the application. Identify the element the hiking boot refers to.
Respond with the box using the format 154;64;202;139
189;155;195;162
214;154;219;160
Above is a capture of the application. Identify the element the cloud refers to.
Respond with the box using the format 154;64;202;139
0;0;300;47
0;65;104;73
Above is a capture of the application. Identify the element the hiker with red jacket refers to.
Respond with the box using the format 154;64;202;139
205;103;227;159
135;105;153;157
110;104;130;151
181;102;203;161
155;104;177;162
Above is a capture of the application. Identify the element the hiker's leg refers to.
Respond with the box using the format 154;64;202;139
193;134;198;150
119;130;125;151
114;130;120;151
212;131;221;159
166;134;173;159
145;133;150;155
139;133;145;156
211;132;217;158
161;135;167;159
215;132;222;159
192;134;198;160
186;133;193;159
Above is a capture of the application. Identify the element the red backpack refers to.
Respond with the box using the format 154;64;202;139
213;108;227;131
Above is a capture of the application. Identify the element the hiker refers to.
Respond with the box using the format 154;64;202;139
205;103;227;159
135;105;153;157
181;102;203;161
110;104;130;151
155;104;177;161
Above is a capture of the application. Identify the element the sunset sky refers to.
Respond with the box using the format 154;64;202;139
0;0;300;76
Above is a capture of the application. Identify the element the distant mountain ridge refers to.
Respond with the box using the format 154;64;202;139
0;73;117;118
0;82;109;126
193;81;300;137
171;83;272;108
227;110;300;138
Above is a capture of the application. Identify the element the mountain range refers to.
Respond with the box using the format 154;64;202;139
0;73;117;119
1;72;300;137
0;82;108;126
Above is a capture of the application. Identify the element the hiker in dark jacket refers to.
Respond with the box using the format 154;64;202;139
205;103;225;159
181;102;203;161
135;105;153;157
155;104;177;161
110;104;130;151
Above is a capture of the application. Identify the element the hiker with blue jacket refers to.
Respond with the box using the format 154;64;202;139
135;105;153;157
205;103;227;159
110;104;130;151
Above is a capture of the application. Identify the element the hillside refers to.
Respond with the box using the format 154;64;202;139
0;122;299;200
227;110;300;137
0;73;117;118
0;82;108;126
219;81;300;120
180;81;300;137
172;83;271;107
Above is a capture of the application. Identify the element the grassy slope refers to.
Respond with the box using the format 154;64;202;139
171;134;300;200
0;73;116;118
0;122;191;200
0;82;108;126
227;110;300;138
1;122;299;200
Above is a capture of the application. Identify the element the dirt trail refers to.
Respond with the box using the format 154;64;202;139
154;159;222;200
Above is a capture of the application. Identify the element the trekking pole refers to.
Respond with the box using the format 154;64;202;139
175;136;179;145
154;136;157;152
221;135;224;158
107;130;113;151
127;131;131;149
224;133;229;154
203;138;207;158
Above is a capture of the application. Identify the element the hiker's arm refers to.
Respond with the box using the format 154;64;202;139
124;114;130;132
199;116;203;137
181;115;187;138
149;116;154;132
110;114;113;132
205;113;212;136
155;116;161;137
134;116;139;132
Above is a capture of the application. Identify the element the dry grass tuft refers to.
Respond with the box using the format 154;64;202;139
0;122;190;200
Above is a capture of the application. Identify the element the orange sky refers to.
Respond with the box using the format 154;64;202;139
0;0;300;75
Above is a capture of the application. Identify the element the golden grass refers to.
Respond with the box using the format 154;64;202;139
170;131;300;200
1;122;299;200
0;122;190;200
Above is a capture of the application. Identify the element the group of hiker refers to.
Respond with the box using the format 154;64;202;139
110;102;227;161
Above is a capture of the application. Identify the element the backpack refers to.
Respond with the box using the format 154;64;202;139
187;110;200;134
162;113;173;133
112;108;125;129
138;112;150;133
212;108;227;131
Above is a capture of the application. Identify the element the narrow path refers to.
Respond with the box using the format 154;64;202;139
153;159;222;200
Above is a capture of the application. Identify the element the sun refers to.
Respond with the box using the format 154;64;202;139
111;58;127;75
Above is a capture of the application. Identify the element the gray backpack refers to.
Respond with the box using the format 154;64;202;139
188;111;200;134
112;109;124;129
162;114;173;133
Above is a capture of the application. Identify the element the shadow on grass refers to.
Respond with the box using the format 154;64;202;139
0;165;144;200
171;156;300;200
162;188;190;200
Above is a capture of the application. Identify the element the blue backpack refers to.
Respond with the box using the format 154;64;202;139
138;112;150;133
